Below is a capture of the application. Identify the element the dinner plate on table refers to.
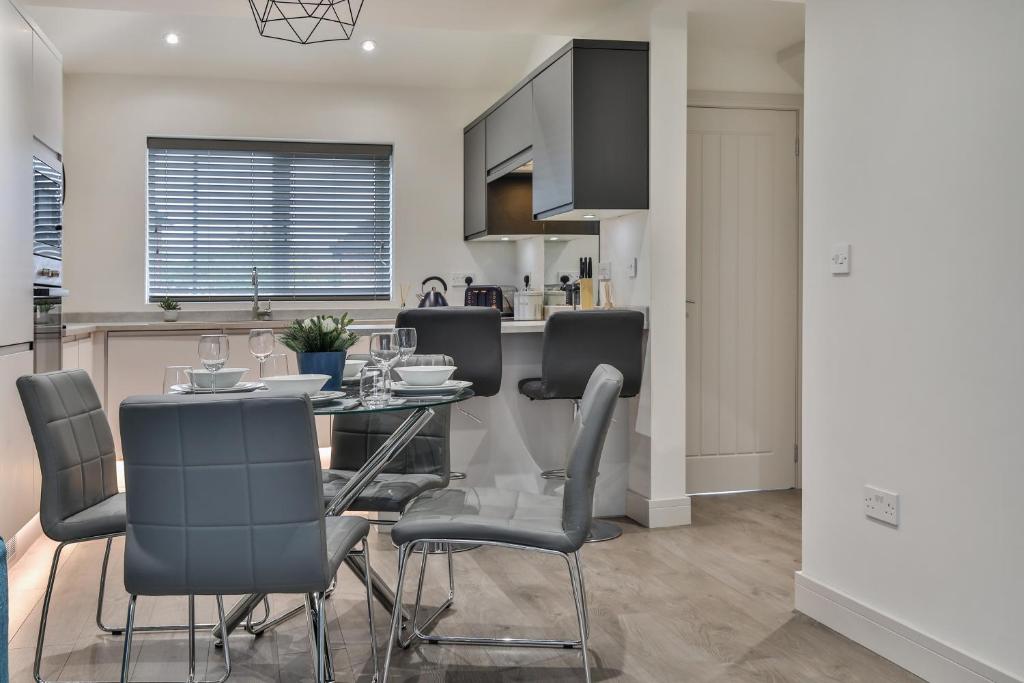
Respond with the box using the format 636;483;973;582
170;381;263;394
391;380;472;396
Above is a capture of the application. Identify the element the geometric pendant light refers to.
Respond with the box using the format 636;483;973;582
248;0;366;44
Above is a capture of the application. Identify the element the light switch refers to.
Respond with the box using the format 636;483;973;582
597;261;612;280
831;243;851;275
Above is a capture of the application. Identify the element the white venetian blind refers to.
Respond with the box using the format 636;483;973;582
147;138;392;301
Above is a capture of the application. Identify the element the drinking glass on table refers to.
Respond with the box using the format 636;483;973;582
359;364;390;408
395;327;417;363
162;366;193;394
261;353;291;379
197;334;229;393
248;328;276;377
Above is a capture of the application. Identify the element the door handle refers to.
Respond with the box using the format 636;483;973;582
686;298;696;304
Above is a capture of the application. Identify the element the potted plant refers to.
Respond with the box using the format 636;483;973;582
158;297;182;322
280;314;359;391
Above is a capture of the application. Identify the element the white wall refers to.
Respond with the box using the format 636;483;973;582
688;43;801;95
799;1;1024;680
62;73;516;314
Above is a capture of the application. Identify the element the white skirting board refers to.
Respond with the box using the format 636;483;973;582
794;572;1021;683
625;490;691;528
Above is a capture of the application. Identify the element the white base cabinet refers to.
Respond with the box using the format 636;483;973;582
0;350;39;541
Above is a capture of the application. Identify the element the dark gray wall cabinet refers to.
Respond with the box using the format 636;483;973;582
463;40;649;240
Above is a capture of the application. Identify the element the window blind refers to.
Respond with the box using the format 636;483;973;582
146;138;392;301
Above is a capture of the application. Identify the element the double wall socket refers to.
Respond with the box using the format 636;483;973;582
448;272;476;286
864;486;900;526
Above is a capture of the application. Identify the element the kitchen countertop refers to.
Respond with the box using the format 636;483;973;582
63;318;550;337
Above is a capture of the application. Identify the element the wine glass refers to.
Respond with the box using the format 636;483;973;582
198;334;229;393
369;332;400;370
248;329;276;378
395;327;417;364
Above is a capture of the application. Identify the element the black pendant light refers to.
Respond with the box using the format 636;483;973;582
248;0;366;44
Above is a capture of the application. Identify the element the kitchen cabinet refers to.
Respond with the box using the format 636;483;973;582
485;84;532;177
463;121;486;239
31;31;62;154
0;0;35;348
463;40;648;240
532;43;649;220
62;334;95;378
0;349;40;542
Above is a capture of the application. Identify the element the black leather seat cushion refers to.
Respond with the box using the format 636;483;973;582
517;378;549;401
325;516;371;578
322;470;446;513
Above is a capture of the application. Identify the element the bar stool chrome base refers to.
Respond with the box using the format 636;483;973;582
540;468;567;480
586;519;623;543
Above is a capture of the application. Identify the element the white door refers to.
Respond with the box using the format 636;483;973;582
686;107;799;494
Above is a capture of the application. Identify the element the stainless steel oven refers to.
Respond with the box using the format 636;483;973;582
33;155;65;373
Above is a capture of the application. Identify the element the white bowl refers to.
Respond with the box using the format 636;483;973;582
343;359;368;379
188;368;247;390
394;365;457;387
261;374;330;395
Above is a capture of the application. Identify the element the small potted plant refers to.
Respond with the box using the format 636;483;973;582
158;297;181;322
280;314;359;391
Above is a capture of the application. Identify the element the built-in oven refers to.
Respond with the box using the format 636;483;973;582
33;155;65;373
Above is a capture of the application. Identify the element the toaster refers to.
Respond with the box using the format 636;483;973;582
464;285;517;317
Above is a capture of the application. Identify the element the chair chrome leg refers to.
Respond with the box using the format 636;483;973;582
95;537;122;635
119;595;137;683
573;552;590;637
361;540;380;682
33;541;66;683
187;596;197;683
568;554;592;683
381;544;411;683
304;593;335;683
403;543;456;648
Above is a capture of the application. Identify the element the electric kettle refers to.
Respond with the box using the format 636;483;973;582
417;276;449;307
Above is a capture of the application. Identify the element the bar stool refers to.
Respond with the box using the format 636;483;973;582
395;307;503;480
518;310;645;542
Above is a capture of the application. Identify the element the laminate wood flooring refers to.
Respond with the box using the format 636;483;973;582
6;490;921;682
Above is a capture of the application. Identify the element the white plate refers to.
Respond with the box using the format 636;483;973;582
170;381;263;394
391;379;472;395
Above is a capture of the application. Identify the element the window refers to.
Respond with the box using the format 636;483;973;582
146;138;392;301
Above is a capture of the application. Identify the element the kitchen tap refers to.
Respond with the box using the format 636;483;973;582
251;266;272;320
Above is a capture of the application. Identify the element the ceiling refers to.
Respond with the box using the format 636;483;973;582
22;0;803;90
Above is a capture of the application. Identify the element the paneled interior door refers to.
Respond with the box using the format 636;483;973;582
686;107;799;493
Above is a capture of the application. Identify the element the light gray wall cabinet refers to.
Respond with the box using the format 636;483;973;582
31;30;62;154
463;39;649;240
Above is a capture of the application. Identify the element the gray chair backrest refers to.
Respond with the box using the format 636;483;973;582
395;307;502;396
331;354;451;481
561;365;624;549
119;393;330;596
17;370;120;542
540;310;644;399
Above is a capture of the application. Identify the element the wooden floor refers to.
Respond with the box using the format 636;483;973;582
6;490;921;682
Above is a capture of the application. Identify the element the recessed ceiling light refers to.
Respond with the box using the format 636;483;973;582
548;237;559;241
361;40;376;52
164;32;180;45
583;214;596;219
500;237;510;241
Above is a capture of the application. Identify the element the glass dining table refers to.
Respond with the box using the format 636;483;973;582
210;387;475;645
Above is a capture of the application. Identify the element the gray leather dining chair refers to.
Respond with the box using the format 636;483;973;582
17;370;127;683
118;392;378;683
382;365;624;683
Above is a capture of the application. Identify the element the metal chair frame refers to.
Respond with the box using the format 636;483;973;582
382;538;592;683
33;532;231;683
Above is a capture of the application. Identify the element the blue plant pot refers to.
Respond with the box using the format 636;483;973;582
296;351;346;392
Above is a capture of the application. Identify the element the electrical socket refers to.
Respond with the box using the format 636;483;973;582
864;485;900;526
448;272;476;287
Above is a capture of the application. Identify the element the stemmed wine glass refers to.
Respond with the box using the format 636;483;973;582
248;328;276;379
369;331;400;370
198;334;229;393
395;327;417;365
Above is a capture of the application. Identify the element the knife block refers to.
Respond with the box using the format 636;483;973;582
578;278;594;310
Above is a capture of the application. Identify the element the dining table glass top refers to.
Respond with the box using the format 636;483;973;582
311;389;474;415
